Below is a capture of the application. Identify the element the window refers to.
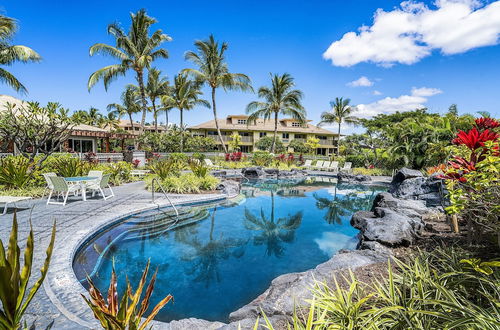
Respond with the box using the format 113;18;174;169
207;131;218;135
282;133;290;139
295;134;305;139
292;122;302;127
259;132;267;138
68;138;94;153
237;119;247;125
316;135;327;140
240;132;250;136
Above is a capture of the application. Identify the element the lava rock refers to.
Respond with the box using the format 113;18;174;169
216;180;241;197
337;172;372;183
165;318;226;330
263;168;279;176
390;168;423;186
241;167;266;178
358;241;392;255
211;170;227;178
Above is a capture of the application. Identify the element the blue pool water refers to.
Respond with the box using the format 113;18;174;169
73;177;385;322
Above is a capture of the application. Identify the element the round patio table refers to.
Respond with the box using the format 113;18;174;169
64;176;98;201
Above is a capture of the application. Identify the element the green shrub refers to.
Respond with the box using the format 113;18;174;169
352;167;392;176
288;139;309;154
252;151;274;167
255;136;285;153
51;155;84;177
94;161;133;186
0;156;33;188
147;172;219;193
188;159;210;178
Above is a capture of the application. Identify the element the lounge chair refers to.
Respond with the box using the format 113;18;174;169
87;170;103;185
319;161;332;171
131;169;151;177
87;174;115;200
47;176;81;206
42;172;57;196
311;160;324;170
340;162;352;173
327;161;339;172
0;196;32;215
204;158;221;169
302;159;313;169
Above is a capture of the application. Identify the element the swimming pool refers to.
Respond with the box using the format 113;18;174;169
73;176;385;323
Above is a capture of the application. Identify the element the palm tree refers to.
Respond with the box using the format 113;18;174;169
159;99;174;130
161;73;209;151
0;14;41;93
246;73;306;153
107;85;142;131
318;97;359;156
145;68;169;132
183;34;252;153
88;9;171;134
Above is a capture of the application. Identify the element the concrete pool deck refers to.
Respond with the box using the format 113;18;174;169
0;173;392;329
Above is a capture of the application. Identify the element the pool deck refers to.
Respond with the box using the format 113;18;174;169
0;173;392;329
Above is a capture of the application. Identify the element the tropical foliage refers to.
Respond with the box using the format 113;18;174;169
0;213;56;330
319;97;358;156
137;129;216;153
255;136;285;153
246;73;305;153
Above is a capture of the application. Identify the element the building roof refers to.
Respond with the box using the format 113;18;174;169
189;115;337;135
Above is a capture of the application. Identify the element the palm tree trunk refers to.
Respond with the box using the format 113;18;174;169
272;111;278;154
136;69;148;135
152;99;158;132
165;109;169;132
129;113;134;130
211;87;228;153
180;108;184;152
337;121;341;156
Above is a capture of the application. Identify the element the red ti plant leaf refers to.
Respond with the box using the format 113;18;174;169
475;117;500;130
452;128;499;150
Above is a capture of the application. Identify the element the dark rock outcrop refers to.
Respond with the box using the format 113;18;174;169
389;169;444;207
337;172;372;183
241;167;266;178
216;180;241;197
241;167;308;180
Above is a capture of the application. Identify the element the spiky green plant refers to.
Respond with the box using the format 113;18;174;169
0;213;56;330
0;157;32;188
82;260;173;330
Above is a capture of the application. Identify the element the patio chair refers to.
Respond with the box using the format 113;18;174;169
319;161;332;171
327;161;339;172
42;172;57;196
311;160;324;170
302;159;313;169
204;158;221;169
47;176;81;206
87;170;104;185
0;196;32;215
340;162;352;173
86;174;115;200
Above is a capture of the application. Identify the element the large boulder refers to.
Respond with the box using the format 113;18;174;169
371;192;428;232
337;172;372;183
241;167;266;179
351;208;416;246
216;180;241;197
390;168;423;186
389;170;444;207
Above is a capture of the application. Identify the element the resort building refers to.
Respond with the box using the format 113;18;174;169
117;119;167;135
189;115;338;155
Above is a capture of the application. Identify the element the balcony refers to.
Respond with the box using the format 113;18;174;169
208;135;253;143
318;139;335;146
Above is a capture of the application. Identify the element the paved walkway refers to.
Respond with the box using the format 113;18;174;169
0;181;225;329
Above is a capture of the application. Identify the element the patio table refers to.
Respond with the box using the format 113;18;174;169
64;176;98;201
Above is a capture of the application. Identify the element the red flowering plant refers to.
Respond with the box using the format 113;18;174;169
441;117;500;244
225;151;243;162
132;159;141;168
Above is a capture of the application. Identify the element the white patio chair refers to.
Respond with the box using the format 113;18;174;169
204;158;221;169
47;176;81;206
0;196;32;215
42;172;57;196
87;174;115;200
319;161;332;171
302;159;313;169
327;161;339;172
341;162;352;173
312;160;324;170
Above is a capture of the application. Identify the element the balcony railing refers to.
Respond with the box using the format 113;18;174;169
318;139;335;146
208;135;253;143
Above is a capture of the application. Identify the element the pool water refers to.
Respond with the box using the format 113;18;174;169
73;177;385;322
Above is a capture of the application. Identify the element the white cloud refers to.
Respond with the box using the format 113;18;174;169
353;87;443;118
323;0;500;67
347;76;374;87
372;90;383;95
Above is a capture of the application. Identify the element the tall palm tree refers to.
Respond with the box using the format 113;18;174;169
107;85;142;131
159;99;174;131
0;15;41;93
246;73;306;153
318;97;359;156
145;68;169;132
183;34;252;153
161;73;210;151
88;9;171;134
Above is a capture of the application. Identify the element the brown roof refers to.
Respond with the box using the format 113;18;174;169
189;115;337;135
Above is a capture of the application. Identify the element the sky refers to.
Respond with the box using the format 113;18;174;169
1;0;500;133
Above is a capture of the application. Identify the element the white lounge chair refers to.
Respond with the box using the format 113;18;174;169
204;158;221;169
340;162;352;173
47;176;81;206
131;169;151;177
0;196;32;215
312;160;324;170
42;172;57;196
327;161;339;172
302;159;313;169
87;174;115;200
319;161;332;171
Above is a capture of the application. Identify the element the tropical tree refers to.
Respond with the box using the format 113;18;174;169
107;85;141;131
246;73;306;153
161;73;209;151
318;97;359;156
0;14;41;93
88;9;171;133
184;34;252;153
145;68;170;132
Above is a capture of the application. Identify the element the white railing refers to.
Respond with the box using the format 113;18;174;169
93;153;124;163
0;152;13;158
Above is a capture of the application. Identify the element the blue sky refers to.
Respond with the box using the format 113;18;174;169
1;0;499;130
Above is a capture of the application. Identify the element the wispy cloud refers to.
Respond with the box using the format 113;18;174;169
353;87;442;118
347;76;374;87
372;90;382;95
323;0;500;67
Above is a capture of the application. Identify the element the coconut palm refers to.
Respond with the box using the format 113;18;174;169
244;191;303;257
161;73;210;151
0;14;41;93
246;73;306;153
145;68;170;132
318;97;359;156
88;9;171;134
183;34;252;153
107;85;142;131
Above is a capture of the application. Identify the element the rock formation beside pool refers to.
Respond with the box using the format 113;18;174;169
337;171;372;183
241;167;308;179
389;167;445;207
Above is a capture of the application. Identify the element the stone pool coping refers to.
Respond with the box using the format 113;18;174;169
44;193;228;329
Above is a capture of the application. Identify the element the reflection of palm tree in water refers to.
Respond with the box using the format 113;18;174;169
313;185;377;224
180;207;247;287
244;191;303;258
